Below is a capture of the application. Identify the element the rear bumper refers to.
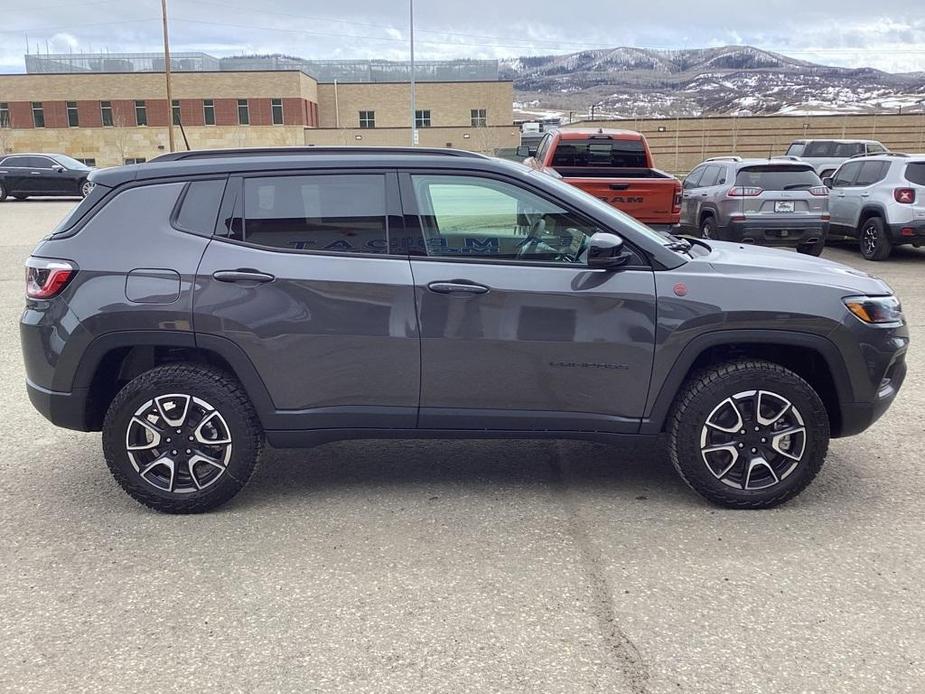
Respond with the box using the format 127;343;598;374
724;219;829;246
888;221;925;245
26;379;91;431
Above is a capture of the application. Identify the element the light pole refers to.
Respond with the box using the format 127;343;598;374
161;0;176;153
409;0;416;146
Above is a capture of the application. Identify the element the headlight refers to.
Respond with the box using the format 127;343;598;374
843;295;904;325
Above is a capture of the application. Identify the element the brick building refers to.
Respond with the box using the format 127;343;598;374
0;68;518;166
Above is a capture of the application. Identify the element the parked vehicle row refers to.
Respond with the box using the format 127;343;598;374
0;153;94;201
21;147;907;513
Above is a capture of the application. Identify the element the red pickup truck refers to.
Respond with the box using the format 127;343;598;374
521;129;682;231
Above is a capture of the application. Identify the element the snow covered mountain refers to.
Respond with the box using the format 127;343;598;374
503;46;925;119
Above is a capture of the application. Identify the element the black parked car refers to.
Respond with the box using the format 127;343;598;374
0;153;94;201
21;149;907;513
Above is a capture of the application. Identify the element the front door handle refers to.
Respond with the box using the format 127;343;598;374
213;269;275;284
860;192;870;198
427;281;489;295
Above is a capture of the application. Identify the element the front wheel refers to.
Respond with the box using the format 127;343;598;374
102;364;263;513
668;359;829;509
859;217;892;261
700;216;716;240
0;182;6;202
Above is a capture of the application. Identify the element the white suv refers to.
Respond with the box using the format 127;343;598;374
826;154;925;260
786;139;890;179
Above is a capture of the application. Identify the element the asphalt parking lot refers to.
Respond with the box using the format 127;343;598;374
1;200;923;693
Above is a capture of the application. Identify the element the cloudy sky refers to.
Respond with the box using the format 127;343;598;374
2;0;925;73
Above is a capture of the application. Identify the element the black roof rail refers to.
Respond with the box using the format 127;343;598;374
149;146;489;163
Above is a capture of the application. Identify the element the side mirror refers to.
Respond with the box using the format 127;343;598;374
587;232;632;270
516;145;537;158
822;177;834;189
53;166;65;173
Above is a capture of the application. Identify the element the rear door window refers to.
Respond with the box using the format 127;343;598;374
803;141;837;157
855;161;889;187
834;143;865;157
904;163;925;186
734;166;821;191
699;165;722;188
241;174;388;254
1;156;31;168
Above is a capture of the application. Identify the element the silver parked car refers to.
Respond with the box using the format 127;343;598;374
826;153;925;260
681;158;830;255
784;139;889;179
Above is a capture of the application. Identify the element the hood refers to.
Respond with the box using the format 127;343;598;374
696;240;893;296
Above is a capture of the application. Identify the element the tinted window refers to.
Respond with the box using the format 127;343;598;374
535;134;551;162
855;161;889;186
1;156;30;167
833;162;862;187
28;157;55;169
735;166;821;191
803;141;837;157
683;167;705;190
867;143;886;154
411;174;598;263
551;138;647;167
53;155;90;170
905;163;925;186
174;179;226;236
699;165;723;187
242;174;387;254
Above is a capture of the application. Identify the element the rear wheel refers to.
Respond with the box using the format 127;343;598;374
0;182;6;202
859;216;892;261
80;180;93;198
668;359;829;509
700;215;716;240
102;364;263;513
797;238;825;256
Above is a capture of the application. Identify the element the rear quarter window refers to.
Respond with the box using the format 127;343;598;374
905;163;925;186
172;179;227;236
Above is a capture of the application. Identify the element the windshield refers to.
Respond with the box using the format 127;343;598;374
735;166;821;191
53;155;91;170
551;138;648;168
527;169;679;249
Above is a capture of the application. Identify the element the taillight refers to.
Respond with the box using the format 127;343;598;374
894;188;916;204
672;190;682;213
26;257;76;299
727;186;762;197
809;186;829;197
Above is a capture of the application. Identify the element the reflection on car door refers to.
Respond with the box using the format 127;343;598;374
1;156;31;195
680;166;705;228
828;161;863;236
400;171;657;433
193;171;421;431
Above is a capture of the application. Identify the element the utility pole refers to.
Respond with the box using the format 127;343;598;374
161;0;176;153
409;0;416;146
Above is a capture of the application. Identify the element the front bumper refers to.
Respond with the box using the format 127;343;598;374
724;219;829;247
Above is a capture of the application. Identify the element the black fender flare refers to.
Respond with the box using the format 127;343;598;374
640;329;853;435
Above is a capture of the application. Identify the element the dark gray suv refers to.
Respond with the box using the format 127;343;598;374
21;149;908;513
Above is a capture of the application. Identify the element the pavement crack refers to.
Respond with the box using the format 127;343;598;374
550;442;650;694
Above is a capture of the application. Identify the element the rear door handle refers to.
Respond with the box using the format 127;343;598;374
213;269;275;284
427;281;490;295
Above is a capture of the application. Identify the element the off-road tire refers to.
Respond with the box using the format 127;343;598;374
667;359;829;509
797;238;825;256
859;216;892;261
102;364;263;513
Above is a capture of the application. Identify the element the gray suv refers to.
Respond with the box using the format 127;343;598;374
20;149;908;513
785;139;889;179
825;154;925;260
681;158;830;255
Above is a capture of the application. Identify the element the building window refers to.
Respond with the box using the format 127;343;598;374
67;101;80;128
32;102;45;128
471;108;487;127
0;103;9;128
172;100;181;126
272;98;284;125
76;158;96;167
237;99;250;126
100;101;113;127
135;100;147;126
203;99;215;126
415;109;431;128
359;110;375;129
124;157;146;165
